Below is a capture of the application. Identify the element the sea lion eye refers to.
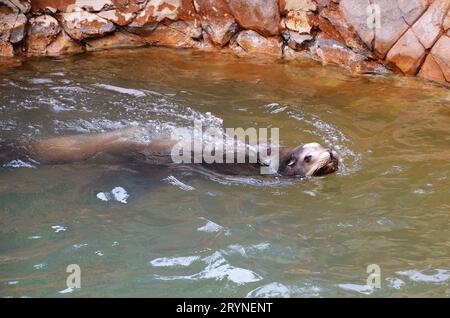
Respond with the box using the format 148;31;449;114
304;155;312;163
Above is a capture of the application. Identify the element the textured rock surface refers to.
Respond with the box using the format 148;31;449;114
195;0;238;46
283;10;311;34
372;0;413;57
59;11;116;40
339;0;374;49
9;0;31;13
385;29;426;75
279;0;316;13
97;9;136;26
317;2;369;53
131;0;199;27
26;15;61;55
419;53;446;83
0;1;27;44
282;30;312;50
231;30;282;57
313;38;389;74
46;30;85;56
0;0;448;86
136;20;203;48
412;0;448;49
227;0;280;36
0;39;14;57
113;0;148;14
85;30;145;51
429;34;450;81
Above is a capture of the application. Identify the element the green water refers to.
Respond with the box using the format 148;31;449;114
0;48;449;297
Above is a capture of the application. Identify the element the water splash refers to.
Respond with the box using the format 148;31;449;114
152;251;262;285
163;175;195;191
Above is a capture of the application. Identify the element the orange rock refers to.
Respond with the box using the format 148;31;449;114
9;0;31;13
282;44;312;60
85;30;146;51
113;0;147;14
385;28;426;75
319;1;370;52
46;30;85;56
316;15;346;44
177;0;200;21
9;13;27;43
58;11;116;41
312;38;389;74
97;9;136;26
429;34;450;82
73;1;115;12
31;0;114;12
0;39;14;57
26;14;61;55
283;10;311;34
230;30;282;57
227;0;280;36
195;0;238;46
282;30;312;50
131;0;199;27
137;20;202;48
0;1;27;44
418;54;446;84
339;0;374;50
280;0;316;13
31;0;76;12
444;9;450;30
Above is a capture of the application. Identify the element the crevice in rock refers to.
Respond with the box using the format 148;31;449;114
408;1;431;27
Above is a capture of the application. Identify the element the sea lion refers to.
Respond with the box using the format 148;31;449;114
0;126;339;177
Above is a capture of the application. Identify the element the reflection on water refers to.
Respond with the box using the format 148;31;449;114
0;48;449;297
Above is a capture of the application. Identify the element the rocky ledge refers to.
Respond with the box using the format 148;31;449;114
0;0;449;86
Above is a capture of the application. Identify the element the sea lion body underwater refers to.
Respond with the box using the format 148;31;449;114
0;126;339;177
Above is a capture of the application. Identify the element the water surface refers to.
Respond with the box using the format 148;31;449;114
0;48;449;297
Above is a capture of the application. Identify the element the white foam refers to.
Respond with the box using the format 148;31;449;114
95;250;104;256
397;269;450;283
73;243;88;249
33;263;46;270
225;243;271;257
51;225;67;233
197;218;222;233
386;277;405;290
3;160;35;168
163;175;195;191
30;78;53;84
111;186;129;204
96;186;129;204
93;83;146;97
7;281;19;285
58;287;74;294
246;282;290;298
96;192;111;202
150;256;200;267
338;283;374;295
153;251;262;285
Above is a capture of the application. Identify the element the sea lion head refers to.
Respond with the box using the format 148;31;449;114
278;142;339;177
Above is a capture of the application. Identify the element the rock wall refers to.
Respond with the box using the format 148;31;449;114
0;0;449;86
